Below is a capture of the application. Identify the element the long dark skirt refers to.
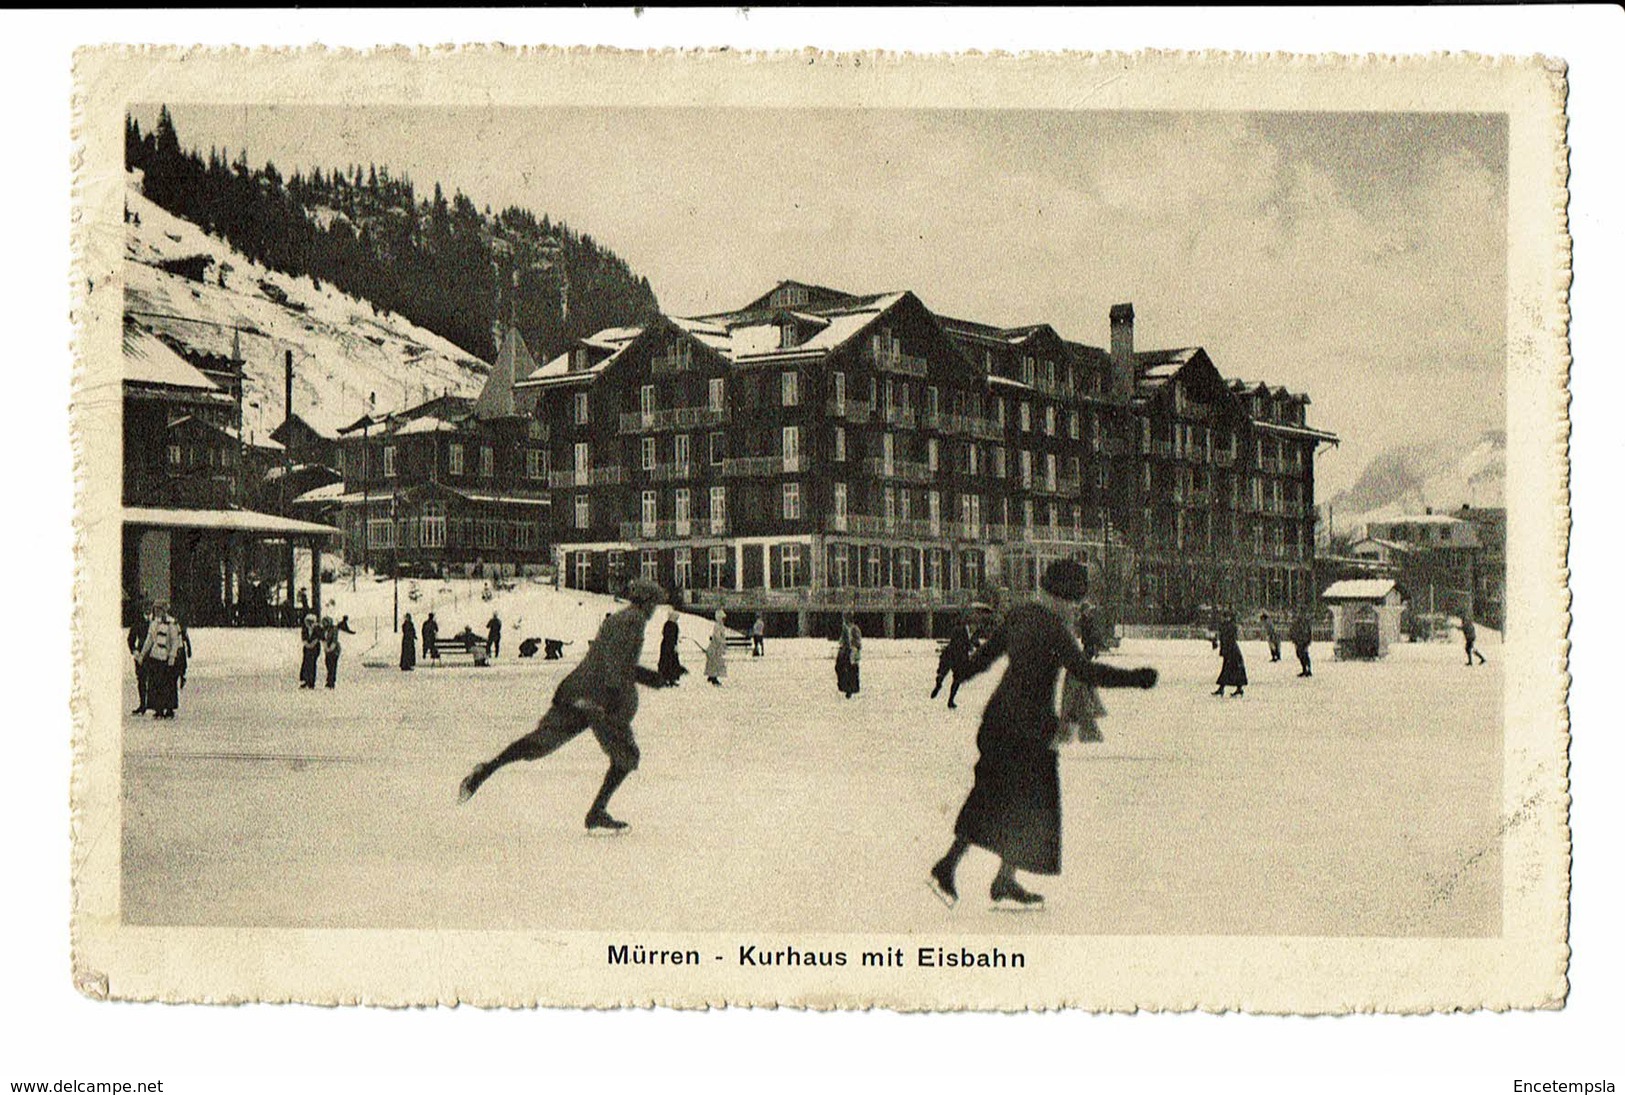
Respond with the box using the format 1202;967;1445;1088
147;660;180;713
835;652;860;695
953;726;1061;875
1217;645;1248;687
400;637;417;671
300;646;320;687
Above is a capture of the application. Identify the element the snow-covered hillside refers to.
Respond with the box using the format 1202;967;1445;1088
1329;429;1506;532
123;170;490;444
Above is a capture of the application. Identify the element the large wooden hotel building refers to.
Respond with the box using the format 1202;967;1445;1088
507;280;1337;636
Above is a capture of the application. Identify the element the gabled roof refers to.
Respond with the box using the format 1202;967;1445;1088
269;413;334;445
471;326;541;420
1322;578;1402;602
729;279;862;317
124;326;220;391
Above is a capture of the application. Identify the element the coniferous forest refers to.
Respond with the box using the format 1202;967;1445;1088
126;107;661;364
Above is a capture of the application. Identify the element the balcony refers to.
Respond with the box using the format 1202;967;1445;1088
825;399;876;424
618;406;728;435
648;462;693;482
548;465;626;488
863;457;933;484
930;412;1004;441
1030;475;1083;498
991;524;1088;546
867;345;929;378
881;404;918;429
618;518;725;541
824;515;940;539
722;454;802;477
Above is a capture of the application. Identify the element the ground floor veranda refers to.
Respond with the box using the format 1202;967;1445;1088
323;488;551;579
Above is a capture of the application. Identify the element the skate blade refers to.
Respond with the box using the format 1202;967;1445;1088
990;901;1046;914
584;827;630;838
927;877;958;909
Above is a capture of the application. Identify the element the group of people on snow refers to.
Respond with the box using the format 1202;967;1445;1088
398;611;505;670
299;613;356;689
1208;608;1318;697
128;600;190;719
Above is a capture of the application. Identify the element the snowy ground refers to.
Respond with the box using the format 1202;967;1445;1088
121;584;1502;937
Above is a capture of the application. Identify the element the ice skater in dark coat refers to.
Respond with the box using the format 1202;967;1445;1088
1213;611;1247;697
930;614;981;709
422;613;440;661
487;613;502;658
298;613;321;689
458;579;670;831
1462;616;1486;666
657;606;687;686
928;561;1158;909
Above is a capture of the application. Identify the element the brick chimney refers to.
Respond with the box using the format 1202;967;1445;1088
1109;303;1135;398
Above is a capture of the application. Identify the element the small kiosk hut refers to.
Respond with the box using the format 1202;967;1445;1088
1322;579;1407;660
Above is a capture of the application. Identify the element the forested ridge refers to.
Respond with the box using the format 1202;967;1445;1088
127;107;660;364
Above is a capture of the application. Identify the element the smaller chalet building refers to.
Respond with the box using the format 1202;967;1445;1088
319;328;552;577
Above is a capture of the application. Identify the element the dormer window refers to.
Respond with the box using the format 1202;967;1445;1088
780;320;798;349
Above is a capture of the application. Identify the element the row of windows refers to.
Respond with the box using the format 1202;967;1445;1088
363;512;539;551
353;444;550;481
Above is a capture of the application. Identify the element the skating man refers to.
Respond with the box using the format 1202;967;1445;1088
1261;611;1282;662
751;614;766;657
1462;615;1487;666
422;613;440;662
1290;610;1314;677
929;560;1157;909
458;579;669;831
931;613;981;709
486;613;503;658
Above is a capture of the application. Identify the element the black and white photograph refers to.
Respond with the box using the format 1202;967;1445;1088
65;43;1571;1018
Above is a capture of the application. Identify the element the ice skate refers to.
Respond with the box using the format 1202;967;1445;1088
990;876;1045;910
457;762;492;804
585;810;629;834
928;860;959;908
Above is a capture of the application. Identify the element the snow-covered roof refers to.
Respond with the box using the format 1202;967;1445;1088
1322;579;1401;602
393;415;460;435
1372;514;1468;526
291;482;346;505
124;505;339;536
124;327;220;390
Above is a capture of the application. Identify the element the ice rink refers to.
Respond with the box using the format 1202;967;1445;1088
121;581;1502;937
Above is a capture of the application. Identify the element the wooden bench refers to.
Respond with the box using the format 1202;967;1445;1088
725;634;753;651
426;636;490;667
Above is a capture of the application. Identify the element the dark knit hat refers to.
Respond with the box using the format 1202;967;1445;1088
626;578;666;607
1039;559;1089;603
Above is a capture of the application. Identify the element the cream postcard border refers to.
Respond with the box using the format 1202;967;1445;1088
69;47;1571;1011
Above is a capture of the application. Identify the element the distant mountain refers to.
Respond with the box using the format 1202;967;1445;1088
1329;430;1506;532
125;170;491;443
125;107;660;365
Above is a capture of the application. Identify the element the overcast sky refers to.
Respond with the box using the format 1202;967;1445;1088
134;104;1508;497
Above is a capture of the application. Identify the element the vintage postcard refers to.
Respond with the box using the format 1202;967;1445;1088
70;46;1570;1011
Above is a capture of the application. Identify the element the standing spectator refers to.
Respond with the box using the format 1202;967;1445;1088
1290;611;1314;678
298;612;321;689
1462;615;1487;666
704;607;729;687
836;613;863;698
1261;611;1282;662
173;618;193;693
127;602;152;715
486;613;503;659
139;603;184;719
400;612;418;672
322;615;355;689
751;614;766;657
1213;610;1247;698
657;606;687;686
422;612;441;662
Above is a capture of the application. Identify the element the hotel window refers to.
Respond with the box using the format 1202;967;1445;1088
928;490;942;537
640;549;659;582
900;488;912;522
1045;453;1057;492
1074;506;1084;542
829;544;850;588
962;552;981;590
574;552;591;590
574;392;590;425
1141;419;1152;453
525;449;545;480
640;384;656;422
575;441;591;475
1068;411;1079;440
641;490;658;531
367;518;394;549
995;399;1006;428
833;426;846;463
708;545;728;588
832;371;846;412
709;431;726;466
641;436;656;471
783;481;802;521
674;489;691;532
1023;499;1035;531
673;433;691;472
1020;450;1033;489
527;419;546;441
1142;464;1152;492
866;547;882;588
832;482;848;531
928;548;943;590
575;495;590;530
927;386;939;419
448;443;464;476
708;378;725;413
781;371;800;407
1097;464;1109;490
710;486;727;533
673;550;692;591
782;426;801;473
897;550;915;590
927;437;939;472
383;445;397;478
1021;356;1036;386
780;543;804;588
884;486;896;530
421;502;446;548
968;444;980;477
882;432;895;475
1020;402;1032;433
1044;406;1056;437
993;446;1006;478
480;446;493;478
